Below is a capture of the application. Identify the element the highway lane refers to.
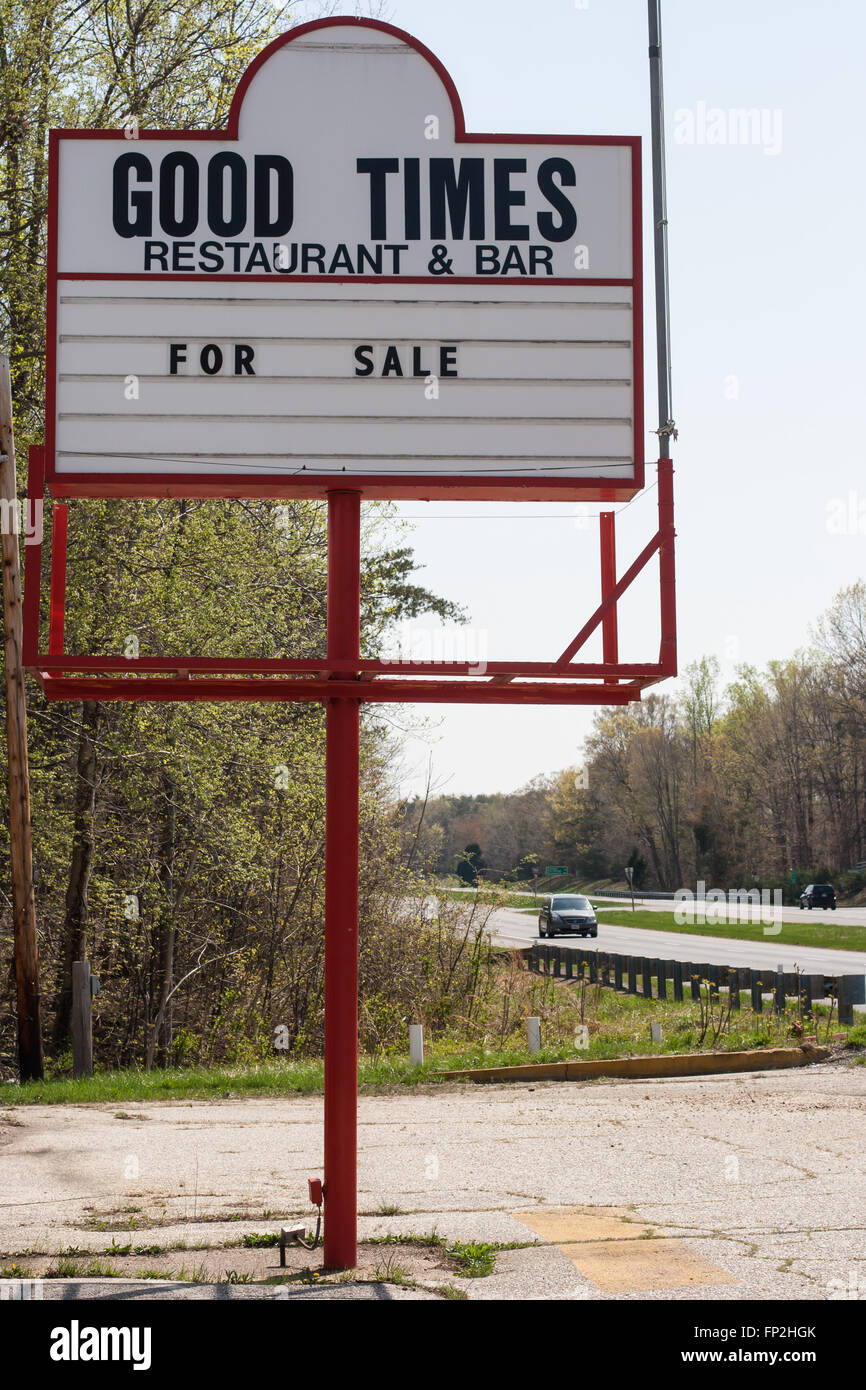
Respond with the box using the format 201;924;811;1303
591;894;866;928
507;890;866;928
488;907;866;977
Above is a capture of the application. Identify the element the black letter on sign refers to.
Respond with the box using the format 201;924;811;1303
208;152;247;237
354;346;375;376
113;153;153;237
200;344;223;375
439;346;458;377
381;346;403;377
254;156;293;236
159;152;199;237
234;344;255;375
537;158;577;242
357;159;399;239
494;159;529;240
429;159;485;240
169;344;187;374
404;158;421;240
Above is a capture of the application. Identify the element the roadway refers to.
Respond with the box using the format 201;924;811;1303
488;907;866;977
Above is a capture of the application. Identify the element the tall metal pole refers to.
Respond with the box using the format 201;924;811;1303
649;1;678;679
323;490;361;1269
648;0;675;458
0;356;44;1081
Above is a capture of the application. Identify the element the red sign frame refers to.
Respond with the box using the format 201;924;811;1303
44;16;644;503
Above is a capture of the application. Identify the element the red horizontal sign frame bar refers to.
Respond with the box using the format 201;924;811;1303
32;656;664;678
35;677;651;705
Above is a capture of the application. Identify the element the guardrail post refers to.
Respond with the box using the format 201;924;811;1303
798;976;812;1021
655;959;666;1001
774;965;785;1014
672;959;683;1001
588;952;597;984
641;959;652;997
729;970;740;1010
750;970;763;1013
689;966;701;1002
613;955;623;992
837;973;865;1026
707;964;719;1000
627;957;637;994
564;949;573;981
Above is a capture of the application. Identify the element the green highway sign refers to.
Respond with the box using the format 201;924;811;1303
545;866;568;876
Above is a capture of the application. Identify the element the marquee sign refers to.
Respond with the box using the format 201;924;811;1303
46;17;644;500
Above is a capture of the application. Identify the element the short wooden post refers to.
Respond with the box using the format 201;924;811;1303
641;959;652;997
729;969;740;1011
627;957;637;995
838;973;865;1027
588;952;597;984
655;959;666;1001
564;950;573;981
689;966;701;1001
613;955;623;992
672;959;683;1002
750;970;763;1013
71;960;93;1078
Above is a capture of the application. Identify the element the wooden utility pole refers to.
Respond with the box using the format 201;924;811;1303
0;354;44;1081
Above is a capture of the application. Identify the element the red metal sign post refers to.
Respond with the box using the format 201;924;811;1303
324;491;361;1268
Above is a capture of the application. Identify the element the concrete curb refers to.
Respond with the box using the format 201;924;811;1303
438;1044;830;1084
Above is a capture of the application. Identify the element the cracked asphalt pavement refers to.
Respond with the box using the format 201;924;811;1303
1;1059;864;1300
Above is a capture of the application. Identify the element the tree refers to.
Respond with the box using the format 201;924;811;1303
456;843;485;886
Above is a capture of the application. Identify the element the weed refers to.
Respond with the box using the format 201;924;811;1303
372;1253;411;1285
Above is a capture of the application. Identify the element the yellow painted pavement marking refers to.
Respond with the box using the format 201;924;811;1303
511;1206;738;1293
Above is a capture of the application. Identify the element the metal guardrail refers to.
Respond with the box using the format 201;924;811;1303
529;943;866;1025
588;888;675;901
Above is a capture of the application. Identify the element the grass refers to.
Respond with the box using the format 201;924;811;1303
369;1229;533;1279
1;995;859;1107
525;903;866;954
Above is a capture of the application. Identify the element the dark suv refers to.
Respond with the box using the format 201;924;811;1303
538;894;598;938
799;883;836;911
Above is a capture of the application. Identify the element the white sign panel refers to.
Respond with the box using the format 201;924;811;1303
47;17;644;500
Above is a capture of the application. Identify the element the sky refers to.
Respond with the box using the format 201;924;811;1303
314;0;866;798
